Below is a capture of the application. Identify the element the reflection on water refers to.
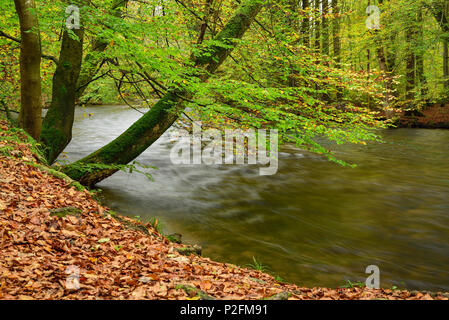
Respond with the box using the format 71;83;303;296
63;105;449;291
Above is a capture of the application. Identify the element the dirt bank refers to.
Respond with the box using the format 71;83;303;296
398;103;449;128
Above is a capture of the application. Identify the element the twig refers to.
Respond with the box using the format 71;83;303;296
0;29;59;64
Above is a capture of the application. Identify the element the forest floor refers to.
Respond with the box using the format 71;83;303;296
0;118;448;300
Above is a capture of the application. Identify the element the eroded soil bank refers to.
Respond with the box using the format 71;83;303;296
398;103;449;128
1;119;448;300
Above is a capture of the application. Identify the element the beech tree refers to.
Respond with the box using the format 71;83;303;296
62;0;265;186
13;0;42;139
5;0;449;188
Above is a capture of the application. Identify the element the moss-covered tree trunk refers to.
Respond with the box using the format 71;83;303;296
40;2;90;164
14;0;42;140
40;28;85;164
63;0;264;187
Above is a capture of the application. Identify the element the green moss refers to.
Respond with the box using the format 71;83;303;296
50;206;82;218
26;162;85;191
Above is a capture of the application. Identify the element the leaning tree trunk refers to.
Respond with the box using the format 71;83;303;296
62;0;264;187
14;0;42;140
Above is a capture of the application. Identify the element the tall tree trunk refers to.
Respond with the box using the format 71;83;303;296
63;0;264;187
322;0;329;55
301;0;310;46
314;0;321;50
444;1;449;89
444;40;449;89
405;8;417;102
376;41;395;109
427;0;449;90
13;0;42;140
331;0;340;63
375;0;396;109
416;9;427;97
288;0;299;87
40;2;89;164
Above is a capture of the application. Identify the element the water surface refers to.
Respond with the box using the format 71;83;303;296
63;105;449;291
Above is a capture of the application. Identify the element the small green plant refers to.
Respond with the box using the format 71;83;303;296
0;145;13;157
89;188;103;202
106;210;117;217
274;275;285;283
340;280;366;289
0;122;47;163
246;256;269;272
148;217;163;234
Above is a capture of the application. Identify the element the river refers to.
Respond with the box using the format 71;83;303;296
62;105;449;291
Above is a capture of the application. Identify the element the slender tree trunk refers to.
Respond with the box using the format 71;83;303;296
416;9;427;97
63;0;264;187
40;2;89;164
444;40;449;89
13;0;42;140
301;0;310;46
331;0;340;63
374;0;397;109
322;0;329;55
314;0;321;50
405;27;416;101
428;0;449;89
376;42;395;109
405;7;417;102
288;0;299;87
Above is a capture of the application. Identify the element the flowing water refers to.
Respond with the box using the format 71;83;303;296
63;105;449;291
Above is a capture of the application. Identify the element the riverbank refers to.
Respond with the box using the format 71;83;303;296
1;119;448;300
398;102;449;128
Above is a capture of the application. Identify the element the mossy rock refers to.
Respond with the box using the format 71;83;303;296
50;207;82;218
176;244;202;256
264;292;290;300
166;233;182;244
176;285;216;300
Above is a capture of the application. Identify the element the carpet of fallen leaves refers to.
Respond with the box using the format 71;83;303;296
1;119;448;300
